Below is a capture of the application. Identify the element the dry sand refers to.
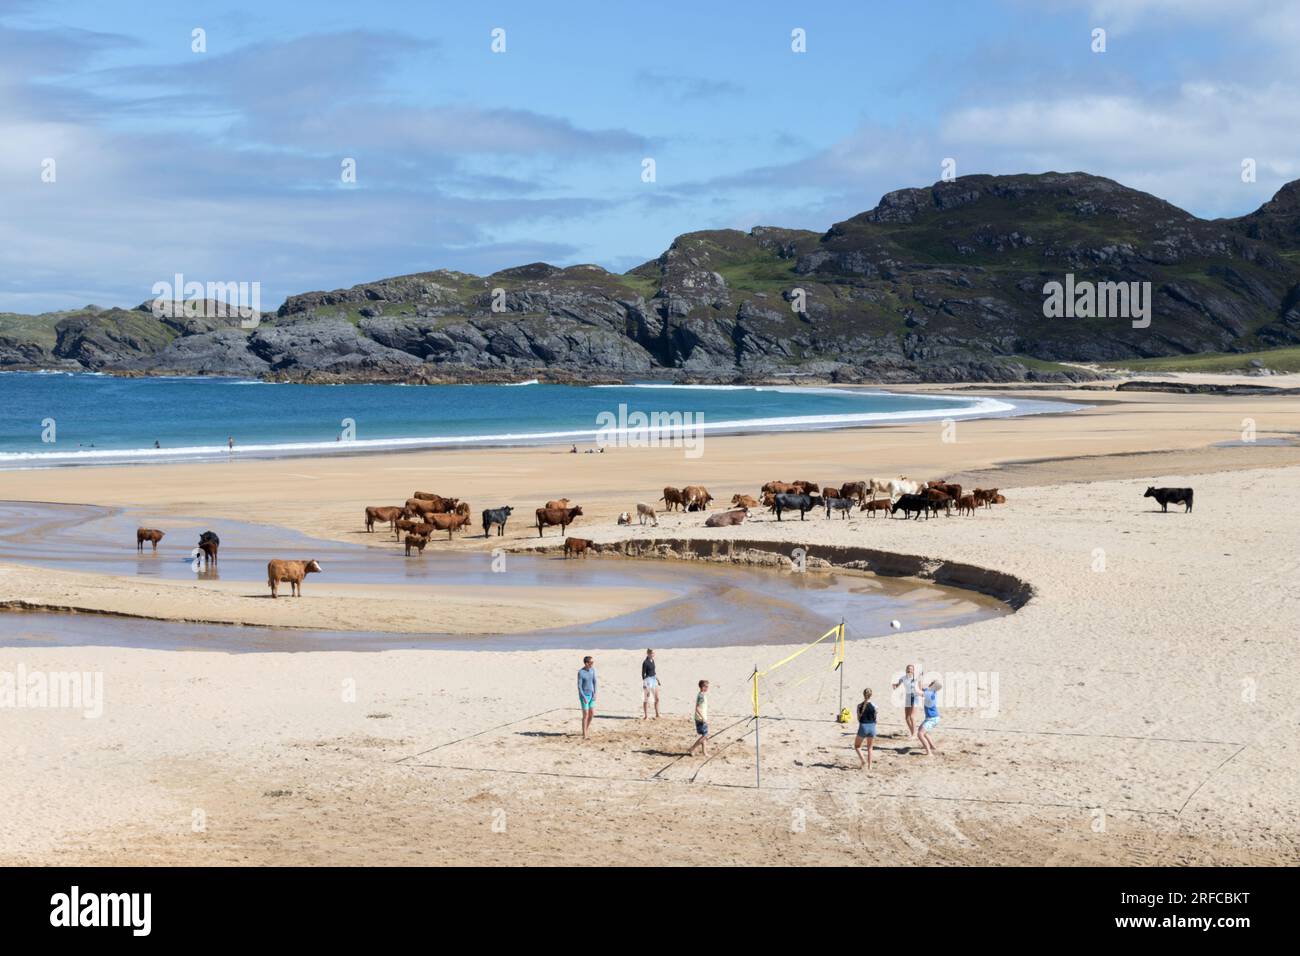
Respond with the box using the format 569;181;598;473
1;383;1298;865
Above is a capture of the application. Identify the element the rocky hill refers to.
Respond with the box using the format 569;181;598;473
6;171;1300;384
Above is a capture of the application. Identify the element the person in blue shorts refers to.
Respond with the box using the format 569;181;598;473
578;656;597;739
853;688;877;770
918;678;941;755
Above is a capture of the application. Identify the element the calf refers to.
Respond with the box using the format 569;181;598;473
972;488;999;509
617;512;632;525
482;506;513;537
394;517;420;538
731;494;759;510
536;505;584;537
705;509;747;528
563;536;593;558
860;499;892;518
992;493;1007;505
136;528;165;552
825;496;856;520
772;493;823;521
636;502;659;526
1144;486;1192;513
956;494;977;516
404;534;429;556
266;558;322;598
365;506;402;533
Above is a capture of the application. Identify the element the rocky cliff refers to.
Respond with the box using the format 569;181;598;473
6;171;1300;384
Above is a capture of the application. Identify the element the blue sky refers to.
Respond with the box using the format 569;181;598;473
2;0;1298;312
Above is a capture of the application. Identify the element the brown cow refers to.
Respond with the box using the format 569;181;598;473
682;485;714;511
544;498;571;511
956;494;977;516
992;493;1007;505
791;480;819;494
932;482;962;501
412;491;443;501
705;509;747;528
660;487;686;511
536;505;584;537
973;488;999;508
859;499;892;517
924;488;954;516
406;496;457;515
839;481;867;503
404;534;429;556
761;480;796;495
453;501;471;517
731;494;759;510
365;506;402;533
394;517;420;538
427;512;471;539
267;559;322;598
135;528;164;552
563;537;593;558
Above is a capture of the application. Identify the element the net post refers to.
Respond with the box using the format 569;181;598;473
752;665;760;789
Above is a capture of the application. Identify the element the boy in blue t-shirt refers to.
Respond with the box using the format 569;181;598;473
918;679;941;755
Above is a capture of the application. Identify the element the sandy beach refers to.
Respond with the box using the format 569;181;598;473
2;381;1299;865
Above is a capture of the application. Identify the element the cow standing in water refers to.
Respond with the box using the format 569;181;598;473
197;530;220;567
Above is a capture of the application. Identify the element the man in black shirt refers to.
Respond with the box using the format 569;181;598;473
641;649;660;720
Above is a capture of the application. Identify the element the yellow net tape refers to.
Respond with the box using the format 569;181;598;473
750;623;845;718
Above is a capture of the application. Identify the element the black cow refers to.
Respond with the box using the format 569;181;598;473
482;506;514;537
891;494;932;520
825;496;856;520
772;493;824;521
1144;486;1193;513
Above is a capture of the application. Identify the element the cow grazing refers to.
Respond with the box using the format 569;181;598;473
956;494;977;516
636;502;659;526
660;487;686;511
860;499;892;517
731;494;759;510
136;528;164;552
482;506;513;537
705;509;747;528
1144;486;1193;513
197;530;220;566
365;506;403;533
536;505;584;537
891;494;932;520
428;512;471;539
563;537;592;558
267;558;322;598
826;496;856;520
544;498;571;511
772;493;823;521
404;534;429;556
